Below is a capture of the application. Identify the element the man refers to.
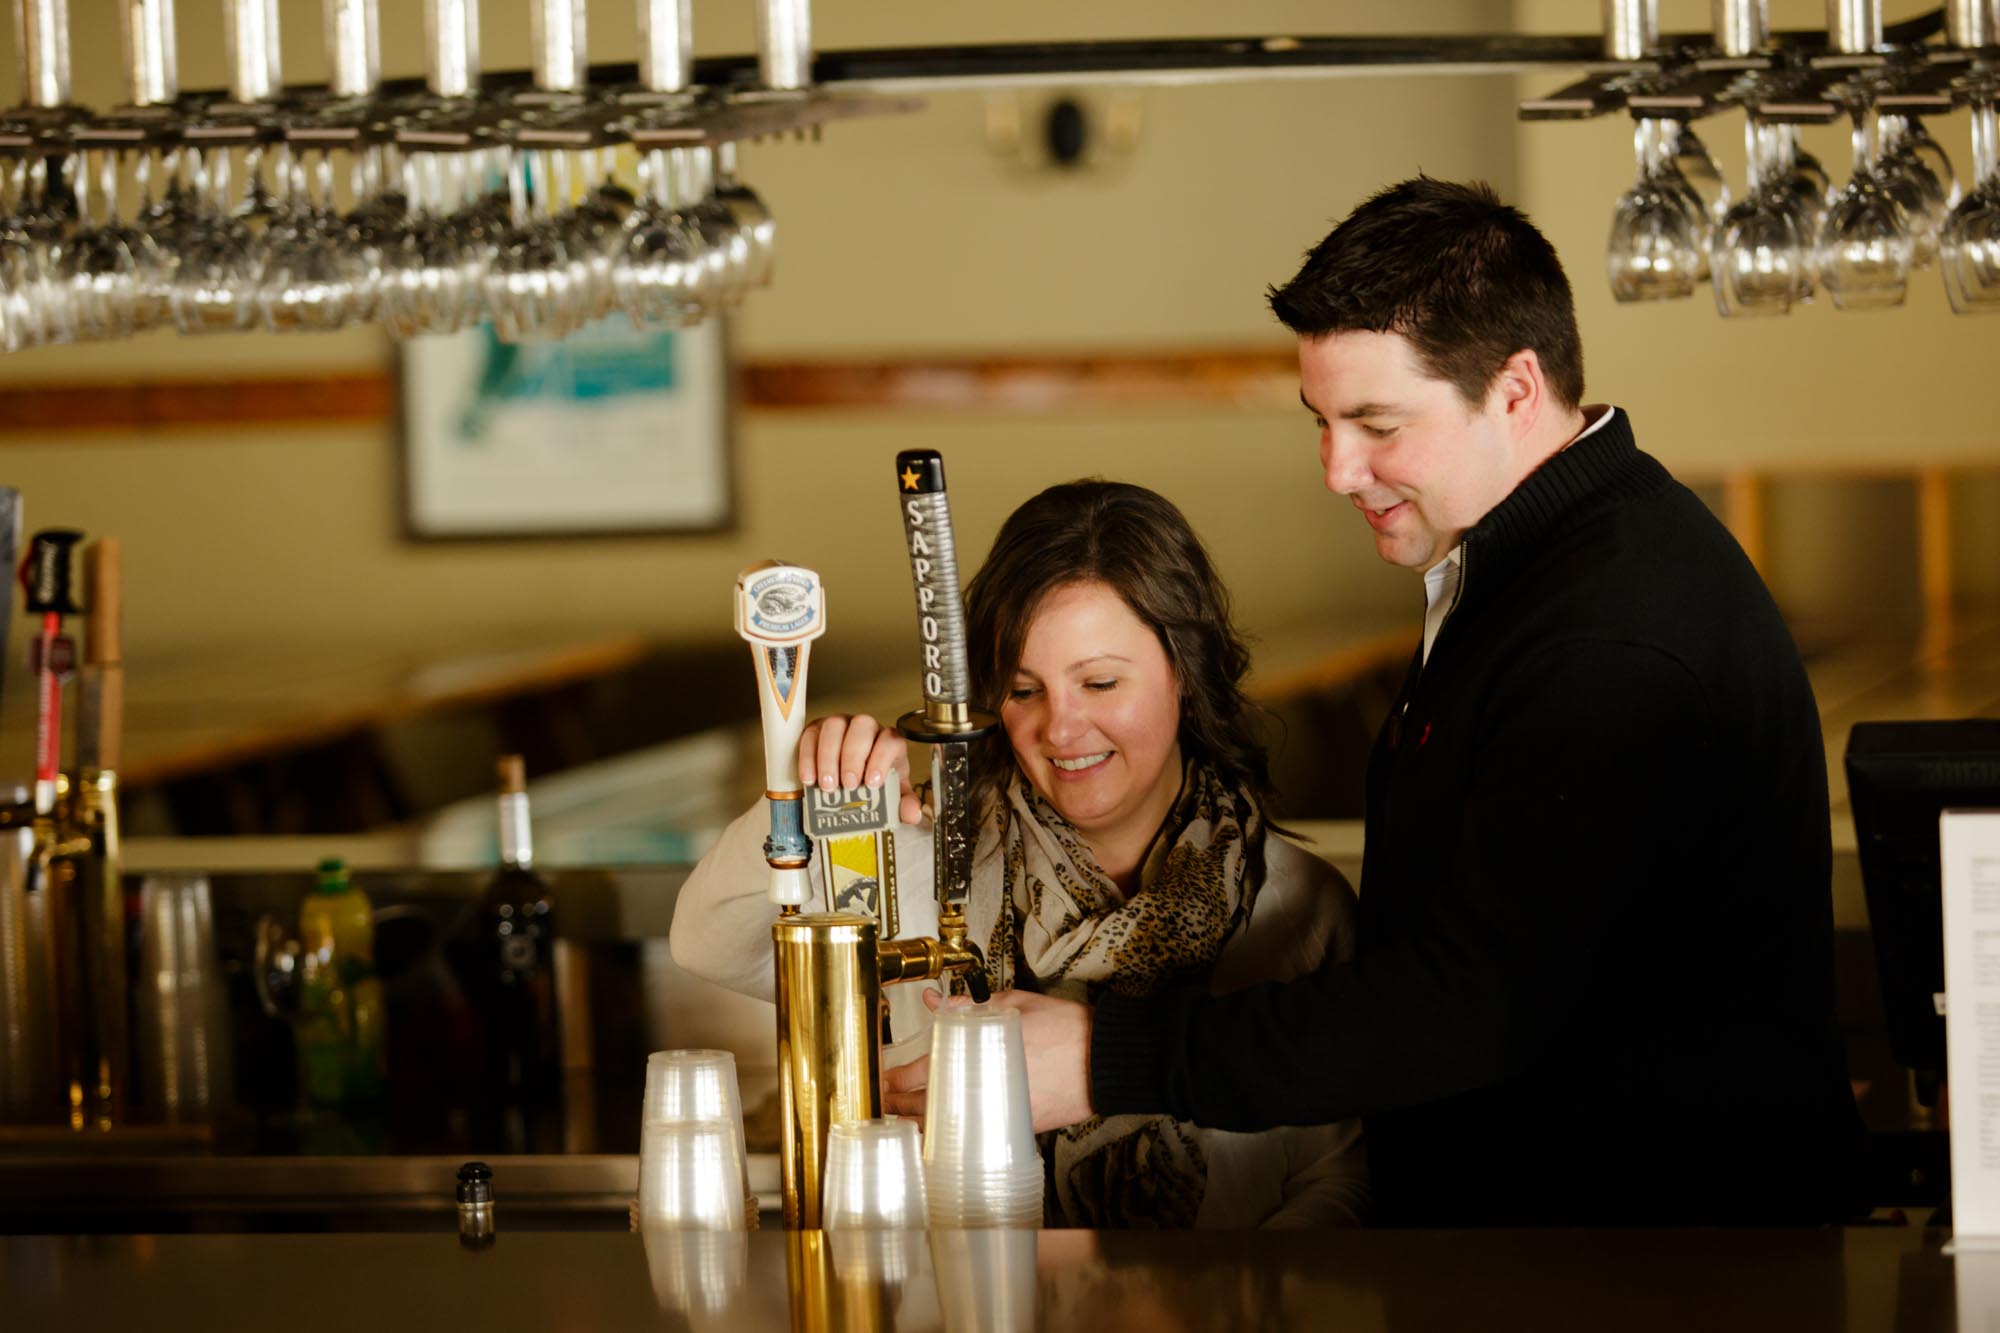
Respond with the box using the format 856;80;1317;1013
891;177;1864;1226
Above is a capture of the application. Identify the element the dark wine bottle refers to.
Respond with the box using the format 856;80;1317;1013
472;755;563;1153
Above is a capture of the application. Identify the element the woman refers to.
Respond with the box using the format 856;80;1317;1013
672;480;1364;1228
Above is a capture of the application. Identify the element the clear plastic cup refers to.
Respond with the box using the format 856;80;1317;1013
638;1117;748;1230
643;1049;752;1214
930;1230;1038;1333
644;1049;745;1131
822;1118;928;1231
922;1008;1039;1176
829;1228;931;1287
642;1226;748;1314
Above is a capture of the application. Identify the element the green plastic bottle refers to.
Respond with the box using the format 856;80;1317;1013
296;858;384;1111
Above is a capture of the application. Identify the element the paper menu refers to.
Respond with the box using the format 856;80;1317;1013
1943;811;2000;1244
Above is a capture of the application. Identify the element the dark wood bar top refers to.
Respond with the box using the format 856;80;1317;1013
0;1224;1969;1333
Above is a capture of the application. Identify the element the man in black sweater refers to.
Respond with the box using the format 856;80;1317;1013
892;177;1865;1226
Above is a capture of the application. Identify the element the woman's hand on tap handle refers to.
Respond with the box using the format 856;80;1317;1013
797;714;924;825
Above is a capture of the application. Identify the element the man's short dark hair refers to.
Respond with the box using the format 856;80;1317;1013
1268;177;1585;410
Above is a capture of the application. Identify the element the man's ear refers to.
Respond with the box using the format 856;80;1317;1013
1488;348;1547;440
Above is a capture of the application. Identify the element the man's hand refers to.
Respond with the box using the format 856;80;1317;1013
882;988;1096;1133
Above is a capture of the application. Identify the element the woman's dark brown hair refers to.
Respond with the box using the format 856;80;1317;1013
961;479;1271;817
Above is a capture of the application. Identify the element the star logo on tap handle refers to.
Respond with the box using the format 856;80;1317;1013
900;465;922;491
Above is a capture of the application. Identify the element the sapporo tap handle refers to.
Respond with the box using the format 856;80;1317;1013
21;529;83;617
891;452;998;929
893;450;976;728
735;561;826;909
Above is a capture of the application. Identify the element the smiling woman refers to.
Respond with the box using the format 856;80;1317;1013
671;479;1369;1229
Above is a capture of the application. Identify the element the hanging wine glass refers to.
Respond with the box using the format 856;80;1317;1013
1820;108;1917;311
171;146;260;334
60;147;171;341
1875;113;1957;271
1606;118;1705;302
1942;96;2000;314
1711;118;1809;317
713;140;775;290
615;145;709;330
482;148;582;342
257;147;366;332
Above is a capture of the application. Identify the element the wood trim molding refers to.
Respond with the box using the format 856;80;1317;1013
740;349;1299;411
0;350;1301;437
0;372;393;435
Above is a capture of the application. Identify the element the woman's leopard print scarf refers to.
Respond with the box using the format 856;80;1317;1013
962;758;1266;1228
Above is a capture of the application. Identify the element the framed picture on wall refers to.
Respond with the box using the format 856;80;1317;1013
398;318;733;539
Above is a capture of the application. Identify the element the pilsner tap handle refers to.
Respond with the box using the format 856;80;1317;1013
735;562;826;911
891;451;999;926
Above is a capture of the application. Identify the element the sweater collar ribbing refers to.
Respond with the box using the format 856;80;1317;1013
1460;408;1667;594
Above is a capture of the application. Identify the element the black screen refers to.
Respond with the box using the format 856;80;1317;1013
1846;719;2000;1100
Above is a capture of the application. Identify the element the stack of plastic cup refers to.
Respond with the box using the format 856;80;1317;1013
642;1049;755;1226
638;1118;747;1230
922;1007;1044;1229
822;1117;929;1230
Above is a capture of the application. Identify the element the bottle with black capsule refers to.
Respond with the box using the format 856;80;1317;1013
470;756;562;1153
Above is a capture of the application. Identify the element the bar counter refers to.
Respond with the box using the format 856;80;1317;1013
2;1224;1965;1332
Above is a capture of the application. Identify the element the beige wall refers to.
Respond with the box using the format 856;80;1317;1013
0;0;1514;681
1;0;1991;691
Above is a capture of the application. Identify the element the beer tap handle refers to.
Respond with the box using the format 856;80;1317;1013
891;451;997;923
0;489;20;725
81;538;122;777
735;562;825;910
21;529;82;818
892;450;977;731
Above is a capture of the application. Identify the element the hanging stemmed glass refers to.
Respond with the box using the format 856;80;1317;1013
1711;117;1810;316
171;145;259;334
0;156;58;351
20;155;77;345
382;151;480;336
1941;93;2000;313
712;140;775;291
552;146;627;324
1606;117;1706;302
681;144;753;310
256;146;365;332
341;140;411;324
60;147;170;340
1875;113;1957;270
1820;106;1917;311
615;145;709;330
483;148;582;342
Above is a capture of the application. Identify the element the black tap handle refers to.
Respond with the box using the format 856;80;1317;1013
21;529;83;616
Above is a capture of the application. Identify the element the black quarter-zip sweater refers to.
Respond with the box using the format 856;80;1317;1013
1092;411;1865;1226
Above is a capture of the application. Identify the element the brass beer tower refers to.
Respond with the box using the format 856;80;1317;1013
738;452;995;1228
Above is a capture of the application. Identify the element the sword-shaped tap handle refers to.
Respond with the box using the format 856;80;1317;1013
735;561;825;911
891;451;998;925
21;529;82;818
